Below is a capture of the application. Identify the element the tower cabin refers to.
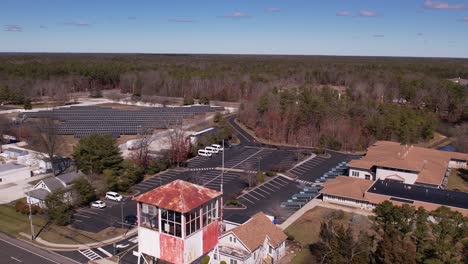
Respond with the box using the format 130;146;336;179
135;180;222;264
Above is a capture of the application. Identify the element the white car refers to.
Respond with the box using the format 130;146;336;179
198;149;212;157
211;144;224;152
91;200;107;209
106;191;123;202
205;146;219;154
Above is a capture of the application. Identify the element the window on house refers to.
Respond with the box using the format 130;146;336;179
229;236;232;242
365;174;371;180
233;238;237;243
213;254;217;260
269;246;273;254
140;203;158;230
184;208;200;236
161;209;182;237
230;259;238;264
352;171;359;177
203;199;218;227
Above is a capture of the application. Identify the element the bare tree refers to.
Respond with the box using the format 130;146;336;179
25;117;64;175
167;122;191;167
130;127;154;171
0;115;11;153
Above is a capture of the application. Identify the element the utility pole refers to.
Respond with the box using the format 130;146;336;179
121;202;124;229
27;190;35;240
221;139;224;194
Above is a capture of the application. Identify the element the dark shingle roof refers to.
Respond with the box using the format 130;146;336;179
56;171;83;185
28;189;50;200
368;180;468;210
42;177;65;192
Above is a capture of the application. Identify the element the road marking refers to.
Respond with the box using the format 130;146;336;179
264;182;281;189
97;247;113;257
240;196;255;204
0;237;62;264
260;184;276;192
251;190;266;198
275;177;290;184
79;249;101;261
11;256;22;262
129;236;138;243
255;188;271;195
244;193;260;200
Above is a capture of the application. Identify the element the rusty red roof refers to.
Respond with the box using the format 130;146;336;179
134;180;222;213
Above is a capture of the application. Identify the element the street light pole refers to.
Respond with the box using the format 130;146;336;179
27;190;35;240
221;139;224;194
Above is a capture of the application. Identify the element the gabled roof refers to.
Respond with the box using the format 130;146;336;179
347;141;468;186
321;176;374;201
28;188;50;200
56;171;83;185
134;180;222;213
41;177;65;192
229;212;287;252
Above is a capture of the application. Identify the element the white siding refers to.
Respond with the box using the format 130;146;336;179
449;160;467;169
138;227;160;258
323;194;375;210
376;168;418;184
348;169;373;180
185;230;203;263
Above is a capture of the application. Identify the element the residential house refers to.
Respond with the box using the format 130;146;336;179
216;212;287;264
26;171;83;208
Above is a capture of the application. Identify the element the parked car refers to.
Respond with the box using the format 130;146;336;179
205;146;219;154
124;215;138;226
211;144;224;152
91;200;106;209
105;191;123;202
198;149;212;157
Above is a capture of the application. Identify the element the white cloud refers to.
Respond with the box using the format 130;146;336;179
266;8;281;13
4;25;22;32
223;12;251;18
423;0;466;10
359;10;378;17
336;11;352;17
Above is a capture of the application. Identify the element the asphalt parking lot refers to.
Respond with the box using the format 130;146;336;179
226;176;303;223
288;151;360;182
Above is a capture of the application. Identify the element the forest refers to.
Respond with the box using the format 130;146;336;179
0;53;467;150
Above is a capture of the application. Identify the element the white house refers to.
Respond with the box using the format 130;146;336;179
26;171;83;208
0;163;32;184
215;212;287;264
347;141;468;187
3;148;29;159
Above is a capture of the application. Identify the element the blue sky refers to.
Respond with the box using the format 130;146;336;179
1;0;468;57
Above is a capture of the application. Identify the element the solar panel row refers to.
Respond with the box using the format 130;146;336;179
19;105;224;138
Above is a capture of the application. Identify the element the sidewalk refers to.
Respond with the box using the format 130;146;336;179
20;227;138;251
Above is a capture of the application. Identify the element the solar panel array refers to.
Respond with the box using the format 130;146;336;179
19;105;224;138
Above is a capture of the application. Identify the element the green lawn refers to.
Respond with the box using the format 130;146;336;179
0;203;127;245
0;204;47;237
447;169;468;192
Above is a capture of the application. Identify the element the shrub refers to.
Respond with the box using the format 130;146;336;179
220;261;227;264
226;199;241;207
200;255;210;264
257;171;265;184
183;97;195;105
266;171;276;177
15;200;43;215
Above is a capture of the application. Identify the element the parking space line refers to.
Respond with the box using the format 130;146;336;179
255;188;271;195
243;193;260;200
264;182;281;189
275;177;290;184
250;190;266;198
260;184;276;192
239;196;255;204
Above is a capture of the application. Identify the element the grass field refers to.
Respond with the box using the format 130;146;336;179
447;169;468;192
284;206;370;264
0;203;127;245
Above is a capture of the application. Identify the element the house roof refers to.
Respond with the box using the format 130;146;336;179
321;176;374;201
347;141;468;186
56;171;83;185
0;163;28;173
134;180;222;213
4;148;29;155
28;188;50;200
229;212;287;252
41;177;65;192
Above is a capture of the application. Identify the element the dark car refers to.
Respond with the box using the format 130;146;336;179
124;215;138;226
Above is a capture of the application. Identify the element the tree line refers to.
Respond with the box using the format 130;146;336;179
310;201;467;264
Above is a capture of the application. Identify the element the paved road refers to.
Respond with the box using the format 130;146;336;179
0;233;79;264
227;115;256;145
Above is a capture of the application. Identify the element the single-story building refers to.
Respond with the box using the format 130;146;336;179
0;163;32;184
347;141;468;188
26;171;83;208
3;148;29;159
321;176;468;216
215;212;287;264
